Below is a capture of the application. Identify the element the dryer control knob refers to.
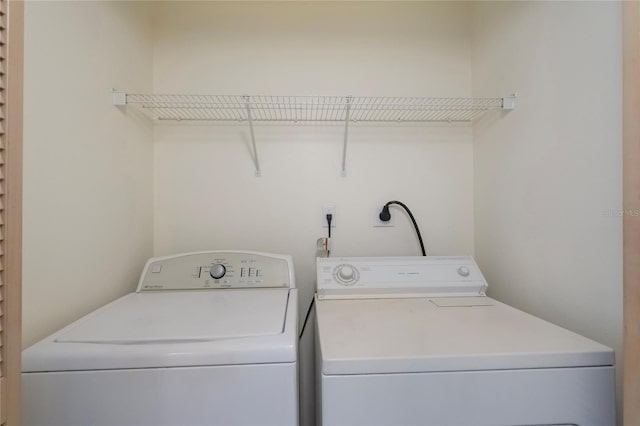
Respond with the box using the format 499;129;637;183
457;266;470;277
337;265;355;282
210;263;226;279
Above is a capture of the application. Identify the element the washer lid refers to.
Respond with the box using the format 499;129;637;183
23;289;297;372
56;289;289;344
316;296;615;375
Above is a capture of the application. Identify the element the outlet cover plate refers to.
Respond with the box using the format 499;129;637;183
372;206;395;227
322;206;336;228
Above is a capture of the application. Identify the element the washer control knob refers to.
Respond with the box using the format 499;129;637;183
457;266;470;277
210;263;226;279
338;266;355;281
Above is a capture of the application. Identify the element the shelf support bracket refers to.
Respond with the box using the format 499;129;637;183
112;90;127;106
501;94;517;110
341;96;352;177
244;96;261;177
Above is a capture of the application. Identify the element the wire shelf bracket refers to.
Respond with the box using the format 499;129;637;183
244;96;261;177
113;91;517;177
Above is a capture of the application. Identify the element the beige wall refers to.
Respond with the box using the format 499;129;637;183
150;4;474;424
471;0;623;417
22;1;154;347
150;0;475;302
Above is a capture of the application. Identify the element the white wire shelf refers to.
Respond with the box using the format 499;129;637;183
113;92;516;176
115;94;510;123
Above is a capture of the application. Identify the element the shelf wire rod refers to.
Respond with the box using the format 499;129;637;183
331;97;337;121
254;96;262;121
194;96;207;120
380;97;395;121
467;110;478;121
457;108;471;122
289;97;294;122
465;110;477;121
253;96;261;121
411;98;430;121
331;96;339;121
206;95;220;120
420;107;438;122
251;96;267;121
471;108;484;120
399;98;416;122
244;96;261;177
360;97;375;121
220;95;231;121
266;96;274;121
417;106;441;121
157;106;180;121
433;109;452;122
187;99;203;120
352;97;365;122
277;96;283;121
350;97;361;121
323;97;328;121
191;95;202;120
235;95;247;121
185;96;198;120
324;97;329;121
362;98;377;121
412;98;428;121
380;97;396;121
168;105;185;120
321;96;326;121
218;95;231;121
396;97;411;121
406;99;419;121
214;95;228;120
284;97;290;122
341;97;352;177
390;97;405;121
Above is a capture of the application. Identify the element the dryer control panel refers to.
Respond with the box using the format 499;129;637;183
317;256;487;299
137;251;295;291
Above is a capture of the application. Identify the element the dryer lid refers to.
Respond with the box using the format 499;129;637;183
316;296;615;375
56;289;290;344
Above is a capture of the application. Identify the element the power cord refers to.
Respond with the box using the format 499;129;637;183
379;200;427;256
299;297;315;339
300;213;332;340
326;213;332;256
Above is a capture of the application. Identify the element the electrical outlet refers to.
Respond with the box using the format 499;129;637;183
322;206;336;227
372;206;395;227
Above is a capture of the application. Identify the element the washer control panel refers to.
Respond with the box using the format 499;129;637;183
317;256;487;299
137;251;294;292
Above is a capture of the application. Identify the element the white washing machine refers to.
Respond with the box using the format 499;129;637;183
23;251;298;426
315;256;615;426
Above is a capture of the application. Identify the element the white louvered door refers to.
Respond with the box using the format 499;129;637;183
0;0;22;424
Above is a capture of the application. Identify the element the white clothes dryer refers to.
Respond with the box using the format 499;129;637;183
315;256;615;426
23;251;298;426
